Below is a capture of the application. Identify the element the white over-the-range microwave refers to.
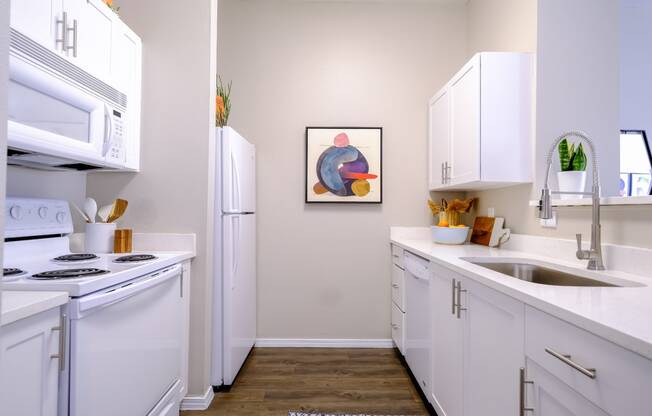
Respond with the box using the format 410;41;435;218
7;29;137;171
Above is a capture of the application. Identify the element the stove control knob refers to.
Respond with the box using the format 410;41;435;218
38;206;48;219
56;211;66;224
9;205;23;220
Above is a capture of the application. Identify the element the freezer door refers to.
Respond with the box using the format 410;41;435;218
221;213;256;385
222;127;256;213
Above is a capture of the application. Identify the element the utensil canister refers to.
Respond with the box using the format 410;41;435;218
84;222;117;253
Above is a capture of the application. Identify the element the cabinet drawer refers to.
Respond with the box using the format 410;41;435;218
525;306;652;415
391;302;405;355
391;245;404;269
391;264;405;312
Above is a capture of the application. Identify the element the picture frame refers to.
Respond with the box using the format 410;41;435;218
305;127;383;204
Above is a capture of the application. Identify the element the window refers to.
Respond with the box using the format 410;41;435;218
620;130;652;196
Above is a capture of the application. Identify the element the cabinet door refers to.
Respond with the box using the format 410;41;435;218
429;88;450;189
449;55;480;185
10;0;63;52
0;308;61;416
526;360;609;416
430;266;463;416
62;0;113;80
461;277;524;416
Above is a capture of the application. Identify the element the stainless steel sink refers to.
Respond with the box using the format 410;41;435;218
469;261;618;287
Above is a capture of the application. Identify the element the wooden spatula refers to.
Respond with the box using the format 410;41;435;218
106;199;128;223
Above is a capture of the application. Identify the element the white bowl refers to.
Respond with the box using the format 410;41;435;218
431;225;469;245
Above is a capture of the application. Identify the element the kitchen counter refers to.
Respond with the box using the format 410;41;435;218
391;227;652;361
1;291;68;326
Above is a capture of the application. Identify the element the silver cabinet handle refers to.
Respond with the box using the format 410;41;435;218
391;283;399;289
451;278;457;315
455;280;467;319
446;162;452;184
519;368;534;415
56;12;68;51
391;324;399;330
545;348;596;379
50;313;66;371
67;18;78;57
441;162;445;184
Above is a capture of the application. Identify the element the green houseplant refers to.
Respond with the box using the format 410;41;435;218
557;138;588;199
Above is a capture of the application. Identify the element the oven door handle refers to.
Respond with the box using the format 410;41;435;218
102;104;114;157
75;265;182;316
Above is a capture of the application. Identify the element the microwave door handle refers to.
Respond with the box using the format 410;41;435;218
102;105;113;156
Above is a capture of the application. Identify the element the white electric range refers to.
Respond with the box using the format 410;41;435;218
3;197;187;416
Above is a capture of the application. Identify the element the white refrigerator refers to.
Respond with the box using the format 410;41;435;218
211;127;257;387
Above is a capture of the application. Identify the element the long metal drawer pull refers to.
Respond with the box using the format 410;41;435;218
451;278;457;315
391;324;399;330
519;368;534;415
50;313;66;371
455;281;467;319
391;283;399;288
545;348;597;379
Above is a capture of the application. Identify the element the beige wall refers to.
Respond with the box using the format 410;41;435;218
466;0;537;55
86;0;218;395
218;0;468;339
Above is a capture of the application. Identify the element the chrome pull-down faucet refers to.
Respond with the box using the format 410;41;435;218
539;131;605;271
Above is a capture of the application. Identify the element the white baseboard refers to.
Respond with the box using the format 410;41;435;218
255;338;395;348
180;385;214;411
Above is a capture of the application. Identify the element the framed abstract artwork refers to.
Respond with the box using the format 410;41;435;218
305;127;382;203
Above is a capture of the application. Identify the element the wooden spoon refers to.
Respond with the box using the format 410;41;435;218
107;199;128;223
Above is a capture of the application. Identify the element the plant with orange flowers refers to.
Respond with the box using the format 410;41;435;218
428;198;475;227
103;0;119;13
216;77;232;127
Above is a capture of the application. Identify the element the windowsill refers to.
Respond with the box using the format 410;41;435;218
528;195;652;207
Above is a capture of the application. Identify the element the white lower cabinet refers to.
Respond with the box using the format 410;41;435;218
396;248;652;416
524;359;609;416
524;306;652;415
391;302;405;355
430;262;524;416
0;306;63;416
430;267;463;416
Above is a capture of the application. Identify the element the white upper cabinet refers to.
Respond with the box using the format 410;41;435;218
9;0;141;92
10;0;63;50
68;0;114;81
429;52;533;191
428;89;450;188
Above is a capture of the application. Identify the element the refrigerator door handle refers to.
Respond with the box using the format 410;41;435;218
231;215;240;290
231;151;241;213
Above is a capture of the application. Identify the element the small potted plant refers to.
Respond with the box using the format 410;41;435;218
428;198;475;245
216;77;232;127
557;138;587;199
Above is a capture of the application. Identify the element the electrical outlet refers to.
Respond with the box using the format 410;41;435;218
539;211;558;228
487;207;496;218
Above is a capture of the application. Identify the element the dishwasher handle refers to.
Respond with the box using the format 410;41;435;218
74;265;182;317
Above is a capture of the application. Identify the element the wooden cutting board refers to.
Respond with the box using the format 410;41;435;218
471;216;496;246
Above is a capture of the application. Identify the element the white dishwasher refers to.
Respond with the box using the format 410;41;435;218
404;252;431;397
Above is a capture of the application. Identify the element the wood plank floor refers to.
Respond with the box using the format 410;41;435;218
181;348;430;416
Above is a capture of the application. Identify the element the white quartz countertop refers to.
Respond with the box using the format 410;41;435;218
1;291;68;326
391;229;652;361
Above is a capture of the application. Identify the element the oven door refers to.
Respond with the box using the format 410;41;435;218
68;265;183;416
8;56;111;165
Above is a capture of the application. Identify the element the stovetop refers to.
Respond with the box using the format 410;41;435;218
3;237;183;297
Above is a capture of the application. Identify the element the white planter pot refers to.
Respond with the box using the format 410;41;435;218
557;171;587;199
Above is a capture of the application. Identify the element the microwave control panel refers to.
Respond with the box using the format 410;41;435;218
106;109;126;164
